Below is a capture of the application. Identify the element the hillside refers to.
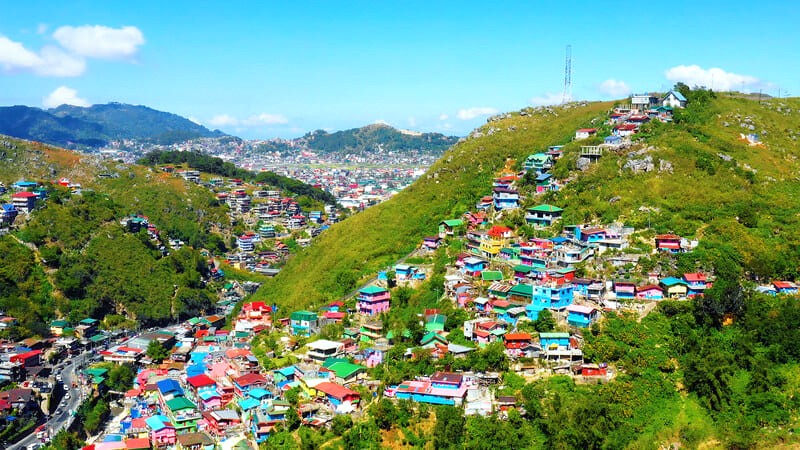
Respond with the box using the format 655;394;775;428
253;101;612;308
254;94;800;309
0;103;225;149
0;136;230;336
255;123;459;156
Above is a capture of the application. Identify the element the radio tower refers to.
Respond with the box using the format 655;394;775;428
562;44;572;104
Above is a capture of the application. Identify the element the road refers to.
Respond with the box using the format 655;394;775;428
9;352;89;450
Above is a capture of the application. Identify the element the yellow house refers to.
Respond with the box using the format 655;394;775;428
659;277;689;298
480;226;513;258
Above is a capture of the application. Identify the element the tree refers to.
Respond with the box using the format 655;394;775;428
533;309;556;332
146;340;169;363
332;414;353;436
434;406;465;449
370;398;397;430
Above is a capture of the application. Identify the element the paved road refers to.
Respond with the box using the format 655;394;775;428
9;352;89;450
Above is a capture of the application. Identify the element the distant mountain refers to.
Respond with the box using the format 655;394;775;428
0;103;225;149
255;123;459;155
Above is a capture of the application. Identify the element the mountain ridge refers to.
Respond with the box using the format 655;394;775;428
0;103;225;149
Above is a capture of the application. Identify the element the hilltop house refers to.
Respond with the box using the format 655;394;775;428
773;281;798;295
357;286;391;316
575;128;598;140
662;90;687;108
631;93;659;112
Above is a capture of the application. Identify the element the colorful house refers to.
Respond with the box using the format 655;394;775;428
655;234;683;253
575;227;608;244
523;153;553;172
462;257;487;276
395;372;468;406
660;277;689;298
439;219;465;238
534;173;553;193
492;187;520;210
423;236;442;250
233;373;268;398
539;332;571;349
145;415;177;447
613;280;636;299
480;226;513;259
525;205;563;227
503;333;533;356
165;397;200;433
526;283;574;320
773;281;798;295
357;286;391;316
683;273;711;297
635;284;664;300
290;310;318;336
314;381;360;408
566;305;600;328
11;191;37;213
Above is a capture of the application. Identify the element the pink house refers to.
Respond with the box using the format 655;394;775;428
636;285;664;300
357;286;391;316
146;414;177;446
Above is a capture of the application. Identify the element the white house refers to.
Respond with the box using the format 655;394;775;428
631;94;659;112
662;90;687;108
575;128;598;140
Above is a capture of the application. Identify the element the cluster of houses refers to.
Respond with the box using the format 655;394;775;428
0;180;54;228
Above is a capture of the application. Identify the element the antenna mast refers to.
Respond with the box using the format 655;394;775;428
562;44;572;104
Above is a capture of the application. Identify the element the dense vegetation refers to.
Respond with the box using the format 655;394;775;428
0;103;224;149
293;123;458;155
0;136;230;335
137;150;337;204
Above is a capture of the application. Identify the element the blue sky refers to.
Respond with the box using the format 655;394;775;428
1;1;797;139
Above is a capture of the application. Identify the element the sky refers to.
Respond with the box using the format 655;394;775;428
0;1;798;139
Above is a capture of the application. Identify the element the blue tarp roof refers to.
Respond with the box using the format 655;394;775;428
156;378;183;396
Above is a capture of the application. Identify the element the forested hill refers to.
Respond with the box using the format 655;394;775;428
0;103;224;149
255;93;800;309
0;136;230;337
138;150;337;204
256;123;459;155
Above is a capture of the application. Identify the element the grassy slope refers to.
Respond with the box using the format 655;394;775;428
254;102;612;310
256;95;800;311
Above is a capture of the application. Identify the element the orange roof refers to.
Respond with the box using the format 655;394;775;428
683;273;707;282
504;333;532;341
656;234;681;240
488;226;512;237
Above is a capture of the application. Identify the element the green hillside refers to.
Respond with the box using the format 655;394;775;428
255;94;800;310
253;101;612;308
0;136;229;337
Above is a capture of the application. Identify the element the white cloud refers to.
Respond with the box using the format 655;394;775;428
597;79;631;97
209;113;289;127
0;36;42;70
438;114;448;121
0;25;142;77
42;86;90;108
529;92;563;106
36;24;49;35
665;65;761;91
53;25;144;59
456;107;498;120
243;113;288;126
208;114;239;126
36;46;86;76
